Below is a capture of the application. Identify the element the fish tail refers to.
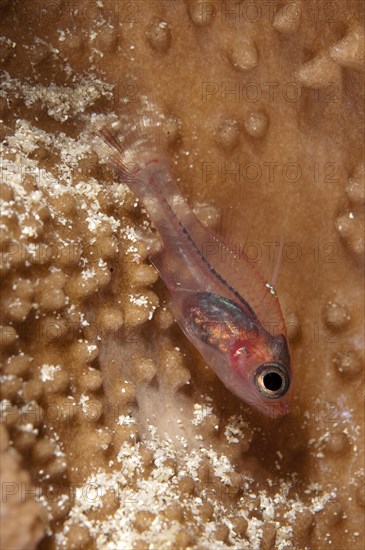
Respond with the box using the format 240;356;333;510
87;97;178;197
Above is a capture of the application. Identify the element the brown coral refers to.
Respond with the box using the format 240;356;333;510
0;0;364;549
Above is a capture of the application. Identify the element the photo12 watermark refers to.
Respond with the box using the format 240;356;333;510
202;81;341;104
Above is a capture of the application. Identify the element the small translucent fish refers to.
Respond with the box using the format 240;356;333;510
90;99;293;418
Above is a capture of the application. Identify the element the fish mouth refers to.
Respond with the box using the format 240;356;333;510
259;399;291;418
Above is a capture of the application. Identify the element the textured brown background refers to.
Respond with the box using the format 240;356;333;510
0;0;364;548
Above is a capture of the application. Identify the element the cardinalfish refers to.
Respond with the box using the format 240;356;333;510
90;99;293;418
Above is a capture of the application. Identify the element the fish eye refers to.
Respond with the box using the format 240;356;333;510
254;362;290;399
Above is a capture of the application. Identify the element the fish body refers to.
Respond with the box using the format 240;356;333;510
92;102;293;418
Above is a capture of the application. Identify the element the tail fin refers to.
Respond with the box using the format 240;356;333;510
86;97;178;186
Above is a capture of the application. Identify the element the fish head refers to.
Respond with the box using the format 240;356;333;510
181;291;293;419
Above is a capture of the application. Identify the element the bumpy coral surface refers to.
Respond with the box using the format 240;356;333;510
0;1;364;549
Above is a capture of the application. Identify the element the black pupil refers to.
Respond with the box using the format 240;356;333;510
263;372;283;392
